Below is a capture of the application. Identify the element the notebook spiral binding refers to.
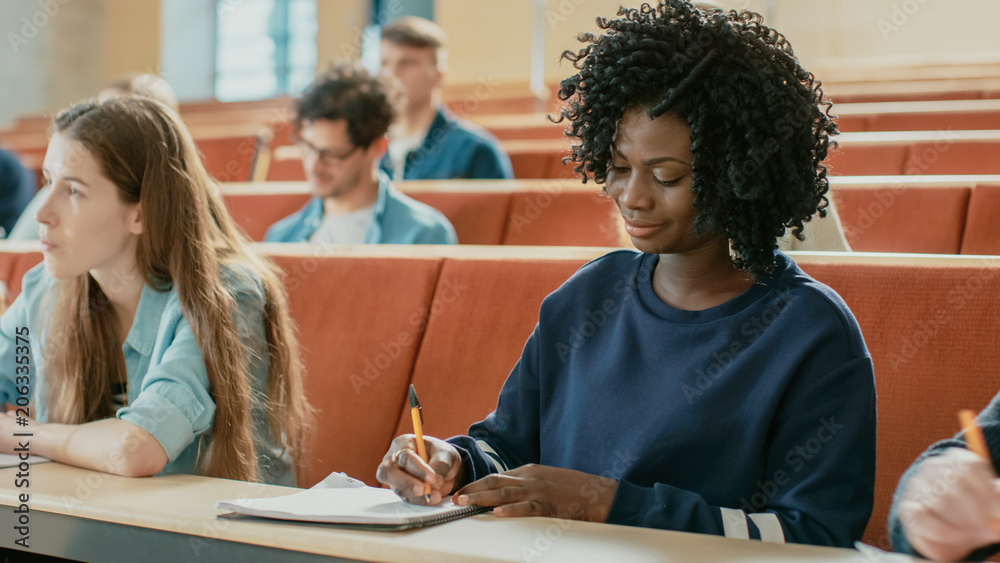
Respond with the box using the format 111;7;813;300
401;504;492;530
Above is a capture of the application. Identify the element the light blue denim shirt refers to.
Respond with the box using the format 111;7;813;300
0;262;293;485
263;172;457;244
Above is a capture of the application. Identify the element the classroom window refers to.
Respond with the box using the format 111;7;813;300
215;0;317;101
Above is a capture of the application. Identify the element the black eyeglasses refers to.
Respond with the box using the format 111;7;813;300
291;134;360;165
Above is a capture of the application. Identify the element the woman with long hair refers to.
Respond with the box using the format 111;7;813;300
377;0;875;548
0;97;310;484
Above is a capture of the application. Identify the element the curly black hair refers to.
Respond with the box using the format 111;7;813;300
295;61;396;148
555;0;838;277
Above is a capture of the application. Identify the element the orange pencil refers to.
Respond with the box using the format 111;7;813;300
960;410;990;460
959;409;1000;531
409;384;432;503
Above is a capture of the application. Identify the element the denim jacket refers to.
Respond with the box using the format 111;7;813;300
0;263;293;485
264;173;457;244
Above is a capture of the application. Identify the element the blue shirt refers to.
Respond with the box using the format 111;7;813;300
264;173;457;244
0;263;292;485
0;149;37;236
378;108;513;181
449;250;877;548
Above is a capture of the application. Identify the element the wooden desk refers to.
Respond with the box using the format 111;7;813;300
0;463;902;562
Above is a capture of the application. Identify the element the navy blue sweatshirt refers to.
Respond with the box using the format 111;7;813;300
450;250;876;548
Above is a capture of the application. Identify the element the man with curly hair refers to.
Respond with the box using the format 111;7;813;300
377;1;875;548
265;63;456;244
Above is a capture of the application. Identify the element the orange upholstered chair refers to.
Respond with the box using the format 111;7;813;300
960;183;1000;255
407;192;512;245
871;111;1000;132
504;139;572;179
905;141;1000;175
502;190;623;247
799;258;1000;551
268;251;443;487
222;192;311;241
393;256;592;441
508;152;557;179
831;186;970;253
264;153;307;182
194;135;261;183
832;91;992;104
834;115;871;133
825;144;910;176
470;114;566;141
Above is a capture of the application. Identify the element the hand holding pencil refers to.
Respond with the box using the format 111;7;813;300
958;410;1000;533
375;385;466;506
409;384;432;503
897;410;1000;562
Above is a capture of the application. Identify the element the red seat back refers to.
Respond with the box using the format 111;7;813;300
960;183;1000;255
832;186;970;253
800;260;1000;551
395;257;588;440
269;253;443;487
195;135;260;182
502;190;622;247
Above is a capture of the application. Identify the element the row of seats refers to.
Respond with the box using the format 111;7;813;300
835;99;1000;132
0;242;996;551
5;109;1000;186
501;133;1000;179
255;130;1000;181
220;177;1000;254
825;130;1000;177
467;100;1000;139
221;181;624;247
1;129;263;190
831;176;1000;254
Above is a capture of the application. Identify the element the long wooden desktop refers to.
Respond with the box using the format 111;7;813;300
0;463;909;562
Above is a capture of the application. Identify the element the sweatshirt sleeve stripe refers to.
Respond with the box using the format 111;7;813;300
475;439;508;472
719;508;750;539
748;513;786;543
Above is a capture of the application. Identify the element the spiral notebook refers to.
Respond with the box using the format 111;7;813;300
216;486;489;531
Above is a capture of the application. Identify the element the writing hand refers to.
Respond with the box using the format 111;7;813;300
898;447;1000;562
376;434;463;505
453;464;618;522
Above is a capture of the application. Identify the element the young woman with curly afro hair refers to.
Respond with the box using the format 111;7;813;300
378;1;875;548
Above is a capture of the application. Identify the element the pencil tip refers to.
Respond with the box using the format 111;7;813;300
409;384;420;409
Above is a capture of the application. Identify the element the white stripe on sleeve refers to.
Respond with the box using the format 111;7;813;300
748;513;785;543
719;507;750;540
475;440;508;472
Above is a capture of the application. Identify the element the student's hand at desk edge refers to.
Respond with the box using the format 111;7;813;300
898;447;1000;562
453;465;618;523
376;434;463;505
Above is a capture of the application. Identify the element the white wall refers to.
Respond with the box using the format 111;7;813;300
437;0;1000;85
3;0;999;126
772;0;1000;65
0;0;103;126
